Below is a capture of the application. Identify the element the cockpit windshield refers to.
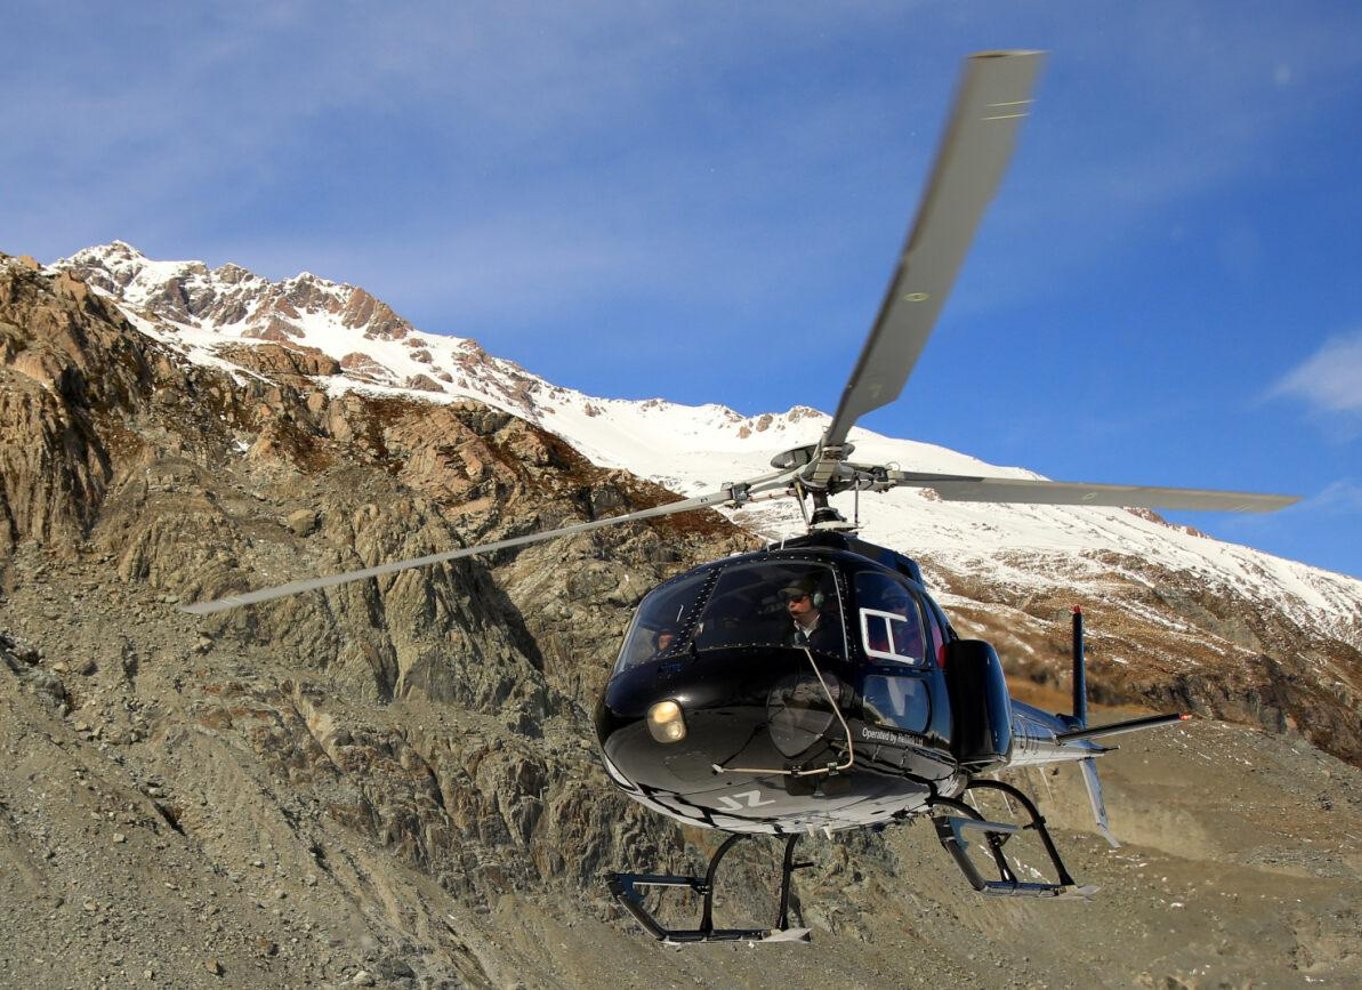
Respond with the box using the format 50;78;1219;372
613;560;848;675
694;561;845;658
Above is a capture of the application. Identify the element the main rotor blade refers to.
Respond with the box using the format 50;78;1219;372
181;470;797;616
823;50;1045;449
884;470;1298;512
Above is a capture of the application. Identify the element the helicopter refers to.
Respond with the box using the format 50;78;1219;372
184;51;1298;943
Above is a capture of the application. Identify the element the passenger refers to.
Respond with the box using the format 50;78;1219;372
651;627;677;657
866;618;891;656
780;577;839;653
868;585;924;662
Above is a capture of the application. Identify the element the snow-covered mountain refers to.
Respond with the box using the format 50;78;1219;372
52;242;1362;649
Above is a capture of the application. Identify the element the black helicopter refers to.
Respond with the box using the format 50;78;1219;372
185;51;1297;943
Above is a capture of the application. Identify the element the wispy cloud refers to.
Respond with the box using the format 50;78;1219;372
7;5;1362;346
1271;329;1362;434
1307;479;1362;514
9;2;1362;320
948;10;1362;319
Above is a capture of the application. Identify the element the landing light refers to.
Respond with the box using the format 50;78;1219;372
647;701;687;743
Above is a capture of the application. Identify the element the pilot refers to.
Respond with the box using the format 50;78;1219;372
780;577;839;653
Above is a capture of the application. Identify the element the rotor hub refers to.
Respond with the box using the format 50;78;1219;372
809;505;856;533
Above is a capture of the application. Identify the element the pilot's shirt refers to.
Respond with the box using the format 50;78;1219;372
788;613;839;653
790;615;821;645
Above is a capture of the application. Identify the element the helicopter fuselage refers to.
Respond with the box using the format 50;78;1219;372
593;534;1107;836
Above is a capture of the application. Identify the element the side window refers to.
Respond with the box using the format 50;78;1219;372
855;572;927;666
862;675;930;732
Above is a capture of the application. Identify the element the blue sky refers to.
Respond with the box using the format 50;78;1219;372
4;2;1360;579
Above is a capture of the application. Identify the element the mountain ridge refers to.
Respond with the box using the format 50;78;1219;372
48;243;1362;634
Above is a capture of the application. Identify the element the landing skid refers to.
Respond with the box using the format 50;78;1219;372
931;779;1097;898
608;834;813;944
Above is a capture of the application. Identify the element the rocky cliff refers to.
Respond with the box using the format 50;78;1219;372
2;253;1361;988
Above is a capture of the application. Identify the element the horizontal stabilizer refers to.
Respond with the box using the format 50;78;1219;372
1055;712;1190;743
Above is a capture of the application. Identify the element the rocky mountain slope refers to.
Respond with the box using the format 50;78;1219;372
48;243;1362;765
2;248;1361;988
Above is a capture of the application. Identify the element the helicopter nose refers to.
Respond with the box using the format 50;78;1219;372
596;648;855;792
767;673;844;759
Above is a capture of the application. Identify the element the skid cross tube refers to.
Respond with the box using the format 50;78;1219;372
608;834;814;943
930;779;1089;897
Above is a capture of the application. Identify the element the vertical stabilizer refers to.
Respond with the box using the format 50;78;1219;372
1071;606;1087;727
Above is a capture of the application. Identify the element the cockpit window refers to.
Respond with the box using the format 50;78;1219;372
614;571;712;674
694;561;845;658
855;572;927;665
